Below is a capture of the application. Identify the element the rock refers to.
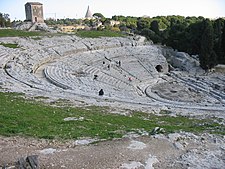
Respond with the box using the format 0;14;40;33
120;161;144;169
123;132;141;139
14;22;57;33
120;154;158;169
39;148;56;155
180;149;225;169
145;154;159;169
127;140;147;150
16;158;26;169
173;142;184;150
63;117;84;121
15;155;39;169
26;155;39;169
74;138;97;145
150;127;165;135
170;52;204;74
151;134;167;140
167;133;182;142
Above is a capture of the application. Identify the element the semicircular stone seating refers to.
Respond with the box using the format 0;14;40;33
1;35;225;110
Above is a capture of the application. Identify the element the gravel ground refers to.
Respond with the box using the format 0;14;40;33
0;132;224;169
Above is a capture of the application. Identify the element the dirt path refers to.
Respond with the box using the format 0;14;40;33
1;132;224;169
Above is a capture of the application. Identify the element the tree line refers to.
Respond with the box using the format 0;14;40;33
113;15;225;70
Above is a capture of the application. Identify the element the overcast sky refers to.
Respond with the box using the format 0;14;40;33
0;0;225;20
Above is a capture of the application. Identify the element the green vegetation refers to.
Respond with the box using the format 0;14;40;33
0;92;224;140
0;12;11;27
0;43;19;48
0;29;45;37
135;16;225;70
75;30;125;38
220;21;225;63
199;19;216;70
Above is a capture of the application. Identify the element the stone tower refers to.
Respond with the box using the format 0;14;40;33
85;6;93;19
25;2;44;23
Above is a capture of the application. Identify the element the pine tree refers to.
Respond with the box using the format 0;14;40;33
199;19;217;70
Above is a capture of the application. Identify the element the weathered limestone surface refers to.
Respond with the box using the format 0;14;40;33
0;35;225;114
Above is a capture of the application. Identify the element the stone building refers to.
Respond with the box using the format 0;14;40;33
25;2;44;23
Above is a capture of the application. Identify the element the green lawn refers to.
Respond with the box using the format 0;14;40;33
0;92;224;140
75;30;125;38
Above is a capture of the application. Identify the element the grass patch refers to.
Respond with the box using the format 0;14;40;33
75;30;125;38
0;29;48;37
0;29;124;38
0;92;224;140
31;36;42;40
0;43;19;48
33;96;49;100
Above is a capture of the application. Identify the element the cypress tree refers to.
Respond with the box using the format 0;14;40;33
150;20;159;34
199;19;217;70
220;21;225;64
214;18;224;63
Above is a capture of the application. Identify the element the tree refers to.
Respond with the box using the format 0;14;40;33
0;12;11;27
167;15;185;27
220;21;225;64
150;20;159;34
213;18;224;63
93;13;105;19
153;16;169;29
112;15;126;22
83;19;91;26
137;17;151;31
165;21;187;51
64;19;72;25
45;18;57;25
102;18;112;30
93;13;106;23
125;17;137;31
199;19;217;70
119;23;128;32
140;28;161;43
185;21;204;55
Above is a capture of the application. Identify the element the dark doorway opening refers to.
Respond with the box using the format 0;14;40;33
155;65;163;72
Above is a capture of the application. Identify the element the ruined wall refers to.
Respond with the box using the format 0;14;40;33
25;2;44;23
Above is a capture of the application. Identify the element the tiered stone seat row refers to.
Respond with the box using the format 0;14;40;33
43;64;138;100
170;72;225;102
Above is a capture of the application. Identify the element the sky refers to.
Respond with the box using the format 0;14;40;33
0;0;225;20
